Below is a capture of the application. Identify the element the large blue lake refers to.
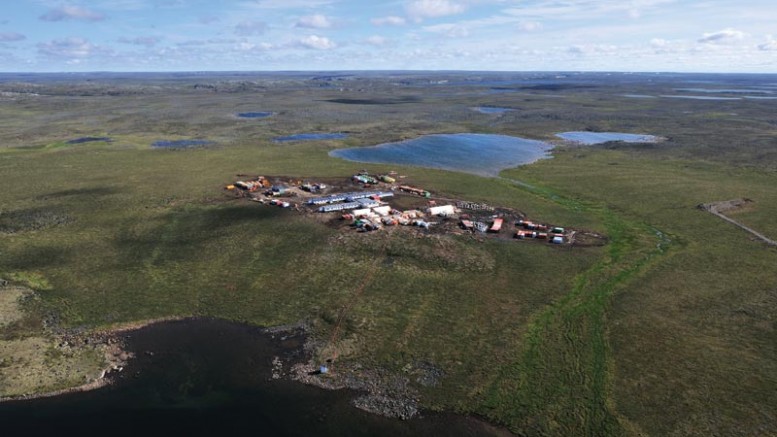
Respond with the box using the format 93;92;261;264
329;133;552;177
556;132;659;145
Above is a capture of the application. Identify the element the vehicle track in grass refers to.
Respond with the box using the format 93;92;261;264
699;199;777;246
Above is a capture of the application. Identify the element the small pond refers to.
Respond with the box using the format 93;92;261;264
67;137;112;144
152;139;214;149
236;112;274;119
472;107;513;114
329;133;552;177
274;133;348;142
556;132;659;145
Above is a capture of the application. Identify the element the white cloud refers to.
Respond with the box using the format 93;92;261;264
0;32;26;42
235;20;267;36
239;0;339;10
567;44;618;55
758;35;777;51
37;37;111;59
39;5;106;22
371;15;407;26
177;38;237;46
424;23;470;38
698;28;745;44
298;35;336;50
650;38;668;47
296;14;333;29
118;36;161;47
406;0;466;22
366;35;388;46
517;21;542;32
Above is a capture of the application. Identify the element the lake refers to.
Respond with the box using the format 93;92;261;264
556;132;659;145
274;133;348;142
67;137;112;144
0;319;502;437
236;112;274;118
472;107;513;114
329;133;552;177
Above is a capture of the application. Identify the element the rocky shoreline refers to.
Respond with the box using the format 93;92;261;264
3;316;427;423
264;322;430;421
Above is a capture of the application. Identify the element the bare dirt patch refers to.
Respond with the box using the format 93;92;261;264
0;286;31;327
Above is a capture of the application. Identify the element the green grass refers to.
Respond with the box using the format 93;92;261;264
502;149;777;436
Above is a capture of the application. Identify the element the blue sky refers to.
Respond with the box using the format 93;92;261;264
1;0;776;72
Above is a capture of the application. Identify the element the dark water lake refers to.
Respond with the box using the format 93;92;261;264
152;139;214;149
0;319;503;437
556;132;659;145
67;137;112;144
274;133;348;142
329;133;552;177
472;107;513;114
237;112;274;118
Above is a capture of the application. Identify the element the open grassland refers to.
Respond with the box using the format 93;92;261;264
1;72;776;435
503;150;777;435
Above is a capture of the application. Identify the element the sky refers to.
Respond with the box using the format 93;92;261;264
1;0;776;72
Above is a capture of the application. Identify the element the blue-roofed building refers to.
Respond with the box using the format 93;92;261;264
318;202;361;213
345;191;394;202
308;194;348;205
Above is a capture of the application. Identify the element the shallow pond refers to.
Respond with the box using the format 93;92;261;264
0;319;501;436
329;133;552;177
274;133;348;142
556;132;659;145
236;112;274;118
152;139;213;149
472;107;513;114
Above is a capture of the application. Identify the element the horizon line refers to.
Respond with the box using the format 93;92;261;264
1;69;776;76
